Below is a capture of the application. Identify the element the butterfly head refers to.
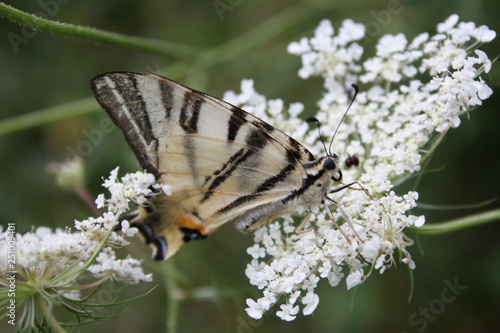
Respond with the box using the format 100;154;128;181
301;153;342;206
324;154;342;182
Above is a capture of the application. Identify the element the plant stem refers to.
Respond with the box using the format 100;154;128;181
0;97;98;136
409;208;500;235
0;3;196;59
196;6;316;69
35;294;67;333
0;4;315;136
164;272;180;333
420;128;449;165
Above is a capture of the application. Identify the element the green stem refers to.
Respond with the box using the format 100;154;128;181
164;271;180;333
196;6;316;69
0;97;98;136
0;3;196;59
409;208;500;235
420;128;449;166
35;294;67;333
0;5;315;136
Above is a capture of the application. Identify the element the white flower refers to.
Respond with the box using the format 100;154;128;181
0;167;162;323
346;270;365;290
302;291;320;315
120;220;138;237
247;244;266;259
377;34;408;56
473;25;496;42
0;168;160;329
409;33;429;49
288;19;364;81
96;193;105;208
88;248;152;284
337;19;366;43
245;297;273;319
437;14;459;33
276;303;300;321
160;184;173;196
288;37;311;54
361;235;382;262
237;15;494;321
8;226;83;270
97;167;165;215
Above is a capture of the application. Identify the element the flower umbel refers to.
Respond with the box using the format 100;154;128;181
227;15;495;320
0;167;159;330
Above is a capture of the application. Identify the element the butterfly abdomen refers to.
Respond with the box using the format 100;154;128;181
125;197;208;260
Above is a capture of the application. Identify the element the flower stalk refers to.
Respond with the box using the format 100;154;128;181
0;3;196;59
409;208;500;235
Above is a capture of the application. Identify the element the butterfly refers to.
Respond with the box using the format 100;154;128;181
91;72;356;260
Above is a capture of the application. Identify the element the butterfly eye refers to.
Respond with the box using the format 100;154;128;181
324;158;335;170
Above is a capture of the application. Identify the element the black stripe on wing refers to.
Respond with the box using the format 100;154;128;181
179;91;203;134
159;78;174;121
201;128;271;202
227;106;247;142
91;72;161;175
216;162;297;216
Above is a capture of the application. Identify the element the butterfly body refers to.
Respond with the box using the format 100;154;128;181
91;72;342;260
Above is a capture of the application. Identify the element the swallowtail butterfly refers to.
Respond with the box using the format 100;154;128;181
91;72;356;260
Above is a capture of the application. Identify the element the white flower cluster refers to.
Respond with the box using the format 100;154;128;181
0;226;82;272
226;15;495;321
87;247;152;284
77;167;158;283
96;167;172;212
0;167;158;303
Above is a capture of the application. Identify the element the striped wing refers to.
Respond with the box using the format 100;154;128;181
91;72;315;259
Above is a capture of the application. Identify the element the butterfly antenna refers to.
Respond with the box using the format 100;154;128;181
327;83;359;154
306;117;329;156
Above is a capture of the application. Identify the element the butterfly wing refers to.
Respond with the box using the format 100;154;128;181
91;72;315;259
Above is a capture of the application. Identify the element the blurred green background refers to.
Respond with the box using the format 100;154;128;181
1;0;499;332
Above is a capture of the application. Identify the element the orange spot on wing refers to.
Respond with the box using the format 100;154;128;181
177;214;207;236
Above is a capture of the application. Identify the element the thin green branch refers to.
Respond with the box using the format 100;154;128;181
420;128;449;165
0;97;98;136
0;5;315;137
409;208;500;235
417;198;497;210
196;6;316;68
0;2;197;59
164;271;180;333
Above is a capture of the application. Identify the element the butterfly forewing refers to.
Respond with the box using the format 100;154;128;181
91;72;320;259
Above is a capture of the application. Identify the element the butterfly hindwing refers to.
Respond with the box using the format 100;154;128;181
91;72;320;259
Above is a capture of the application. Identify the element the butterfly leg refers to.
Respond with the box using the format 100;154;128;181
328;180;375;242
322;200;351;241
331;181;373;200
325;196;366;243
295;211;314;234
325;198;373;264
